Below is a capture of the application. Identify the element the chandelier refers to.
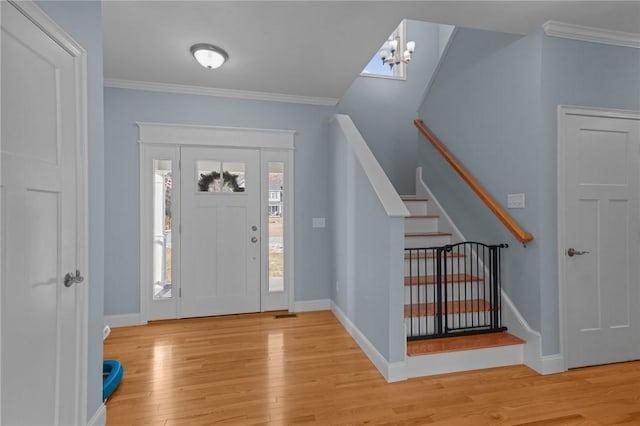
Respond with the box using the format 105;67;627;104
379;34;415;69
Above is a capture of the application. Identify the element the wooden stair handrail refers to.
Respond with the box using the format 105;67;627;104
414;119;534;244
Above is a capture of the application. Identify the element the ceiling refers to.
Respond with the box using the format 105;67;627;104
102;1;640;103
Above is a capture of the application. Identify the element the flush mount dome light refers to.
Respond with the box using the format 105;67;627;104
190;43;229;69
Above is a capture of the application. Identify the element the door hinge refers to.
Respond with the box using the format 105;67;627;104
179;223;182;234
179;287;182;298
178;159;181;170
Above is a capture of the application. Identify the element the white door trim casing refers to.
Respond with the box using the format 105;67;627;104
1;1;89;423
138;122;295;322
557;105;640;371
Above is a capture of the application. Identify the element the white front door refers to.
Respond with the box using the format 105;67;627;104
1;2;86;424
180;147;261;317
562;109;640;368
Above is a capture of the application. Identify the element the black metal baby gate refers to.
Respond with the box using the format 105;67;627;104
404;242;508;340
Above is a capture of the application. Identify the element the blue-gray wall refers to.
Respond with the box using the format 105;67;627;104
339;20;448;195
35;1;104;419
536;34;640;353
418;27;640;355
329;119;405;362
104;89;334;315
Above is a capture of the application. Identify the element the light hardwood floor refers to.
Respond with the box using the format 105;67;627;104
104;311;640;425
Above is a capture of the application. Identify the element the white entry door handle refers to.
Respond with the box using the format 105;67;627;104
64;269;84;287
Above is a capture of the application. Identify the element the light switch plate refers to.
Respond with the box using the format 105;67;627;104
507;193;525;209
312;217;326;228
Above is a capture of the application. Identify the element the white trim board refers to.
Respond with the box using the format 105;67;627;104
87;403;106;426
105;78;339;107
330;114;409;218
502;292;564;375
406;342;523;378
543;20;640;49
330;301;407;383
137;121;295;150
104;313;144;328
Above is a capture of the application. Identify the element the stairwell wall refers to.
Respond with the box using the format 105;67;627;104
417;27;545;348
329;119;405;363
418;26;640;356
338;20;450;195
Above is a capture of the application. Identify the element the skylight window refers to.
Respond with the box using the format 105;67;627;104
361;20;408;80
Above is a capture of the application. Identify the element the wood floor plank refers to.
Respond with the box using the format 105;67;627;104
104;311;640;425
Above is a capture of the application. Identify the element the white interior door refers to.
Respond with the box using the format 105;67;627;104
180;147;261;317
563;109;640;368
1;2;85;424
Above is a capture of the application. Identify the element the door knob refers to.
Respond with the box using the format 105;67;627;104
251;236;258;243
64;269;84;287
567;248;589;257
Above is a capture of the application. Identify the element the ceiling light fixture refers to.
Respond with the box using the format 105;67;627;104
379;35;415;69
190;43;229;70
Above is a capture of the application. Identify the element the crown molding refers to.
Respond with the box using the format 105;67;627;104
543;20;640;49
103;78;339;107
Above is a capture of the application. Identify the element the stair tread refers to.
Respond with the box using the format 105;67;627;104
406;215;439;219
407;332;525;356
404;274;483;286
404;299;491;317
405;252;465;259
405;232;452;237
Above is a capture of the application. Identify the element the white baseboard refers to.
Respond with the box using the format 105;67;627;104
330;301;407;383
87;403;106;426
540;354;565;375
502;291;565;375
104;313;144;328
292;299;331;312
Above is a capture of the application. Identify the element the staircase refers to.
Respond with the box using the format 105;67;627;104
400;195;525;376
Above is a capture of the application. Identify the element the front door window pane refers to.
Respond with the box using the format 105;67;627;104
197;160;246;192
153;159;172;300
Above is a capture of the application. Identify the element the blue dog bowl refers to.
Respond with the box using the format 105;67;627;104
103;360;123;400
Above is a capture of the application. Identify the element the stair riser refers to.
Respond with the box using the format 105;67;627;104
404;283;488;304
404;235;451;248
404;201;428;216
405;314;494;338
404;259;464;275
405;218;438;233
